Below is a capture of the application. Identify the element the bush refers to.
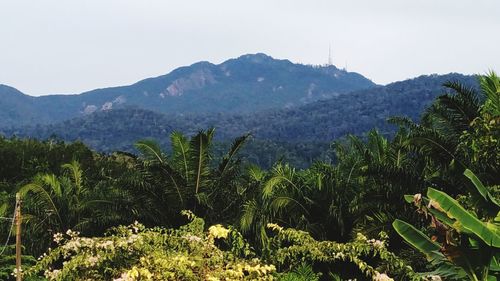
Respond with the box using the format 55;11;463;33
26;211;276;281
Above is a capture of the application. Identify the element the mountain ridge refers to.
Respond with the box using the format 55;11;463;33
2;73;478;154
0;53;376;128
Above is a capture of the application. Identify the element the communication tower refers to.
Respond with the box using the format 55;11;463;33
328;45;333;66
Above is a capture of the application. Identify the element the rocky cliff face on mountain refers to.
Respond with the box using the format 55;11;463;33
0;53;375;128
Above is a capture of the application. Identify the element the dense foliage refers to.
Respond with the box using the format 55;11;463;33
0;72;498;280
26;212;279;281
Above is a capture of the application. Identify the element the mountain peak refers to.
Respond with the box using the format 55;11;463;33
236;53;277;63
221;53;293;68
188;60;215;69
0;84;28;97
0;53;377;128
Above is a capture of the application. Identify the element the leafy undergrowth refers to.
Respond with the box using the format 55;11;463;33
26;211;274;281
24;211;417;281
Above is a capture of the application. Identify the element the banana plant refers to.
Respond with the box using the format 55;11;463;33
393;169;500;281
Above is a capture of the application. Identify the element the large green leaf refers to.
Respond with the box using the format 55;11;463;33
464;169;500;209
428;208;457;230
403;194;458;229
427;188;500;248
464;169;489;201
393;219;443;261
404;194;415;203
421;260;468;280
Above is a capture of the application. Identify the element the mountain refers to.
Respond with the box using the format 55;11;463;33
0;53;375;127
0;85;43;127
3;73;478;156
242;73;479;141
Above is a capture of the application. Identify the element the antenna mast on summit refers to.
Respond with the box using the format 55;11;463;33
328;45;333;66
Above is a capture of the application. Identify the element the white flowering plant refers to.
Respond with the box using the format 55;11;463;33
24;212;276;281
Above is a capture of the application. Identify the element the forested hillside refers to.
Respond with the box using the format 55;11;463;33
0;85;42;128
2;73;477;167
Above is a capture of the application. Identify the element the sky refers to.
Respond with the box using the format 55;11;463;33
0;0;499;96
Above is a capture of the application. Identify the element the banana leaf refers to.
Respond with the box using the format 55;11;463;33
464;169;500;211
404;194;415;203
393;219;443;261
427;188;500;248
404;194;458;229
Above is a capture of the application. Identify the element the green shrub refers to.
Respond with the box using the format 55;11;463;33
26;211;276;281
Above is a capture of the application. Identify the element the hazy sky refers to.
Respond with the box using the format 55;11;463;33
1;0;499;96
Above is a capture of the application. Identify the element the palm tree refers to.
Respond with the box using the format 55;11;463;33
459;71;500;180
240;158;364;250
479;71;500;116
19;160;118;254
337;130;427;239
240;163;317;251
389;72;499;194
132;129;250;226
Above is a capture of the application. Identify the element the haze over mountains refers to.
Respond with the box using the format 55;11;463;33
1;53;478;164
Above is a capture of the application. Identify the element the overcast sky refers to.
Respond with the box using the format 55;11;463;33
1;0;499;96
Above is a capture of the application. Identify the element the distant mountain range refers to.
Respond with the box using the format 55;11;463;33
2;72;478;154
0;53;480;166
0;53;375;128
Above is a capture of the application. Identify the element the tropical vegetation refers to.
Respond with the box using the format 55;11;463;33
0;72;498;280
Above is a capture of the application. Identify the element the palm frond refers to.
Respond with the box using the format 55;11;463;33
189;130;213;194
479;70;500;115
240;199;259;233
19;180;62;227
270;196;310;218
40;174;62;198
62;160;84;195
170;131;190;180
247;164;265;182
134;139;165;165
217;133;250;177
387;116;419;130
